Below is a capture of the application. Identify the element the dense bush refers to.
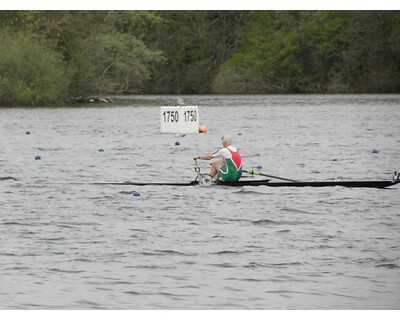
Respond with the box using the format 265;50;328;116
0;28;70;106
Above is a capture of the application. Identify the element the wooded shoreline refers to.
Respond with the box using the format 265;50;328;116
1;11;399;106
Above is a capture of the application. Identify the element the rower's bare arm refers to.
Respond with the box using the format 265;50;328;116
193;154;213;160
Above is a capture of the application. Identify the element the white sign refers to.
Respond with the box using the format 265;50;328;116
160;106;199;134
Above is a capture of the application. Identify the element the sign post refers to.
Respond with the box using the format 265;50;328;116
160;106;199;134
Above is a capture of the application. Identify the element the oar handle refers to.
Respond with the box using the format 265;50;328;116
194;159;200;173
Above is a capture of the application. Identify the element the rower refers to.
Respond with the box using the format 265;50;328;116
193;135;242;181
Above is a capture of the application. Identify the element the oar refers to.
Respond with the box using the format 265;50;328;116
243;169;298;182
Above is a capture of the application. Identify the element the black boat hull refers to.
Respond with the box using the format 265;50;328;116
217;179;399;189
97;179;399;188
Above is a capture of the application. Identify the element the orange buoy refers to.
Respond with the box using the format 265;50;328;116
199;124;207;133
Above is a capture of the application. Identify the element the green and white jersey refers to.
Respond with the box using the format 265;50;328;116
213;146;242;181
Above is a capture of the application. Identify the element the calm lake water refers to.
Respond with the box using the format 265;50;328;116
0;94;399;309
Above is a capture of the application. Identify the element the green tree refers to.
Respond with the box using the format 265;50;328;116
213;11;304;93
0;28;70;106
334;11;400;92
31;11;164;96
148;11;249;94
213;11;400;93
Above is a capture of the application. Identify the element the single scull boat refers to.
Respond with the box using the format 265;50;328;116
94;169;400;189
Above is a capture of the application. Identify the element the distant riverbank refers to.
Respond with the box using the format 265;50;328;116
1;11;399;107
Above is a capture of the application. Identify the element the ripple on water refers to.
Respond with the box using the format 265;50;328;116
1;95;399;309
